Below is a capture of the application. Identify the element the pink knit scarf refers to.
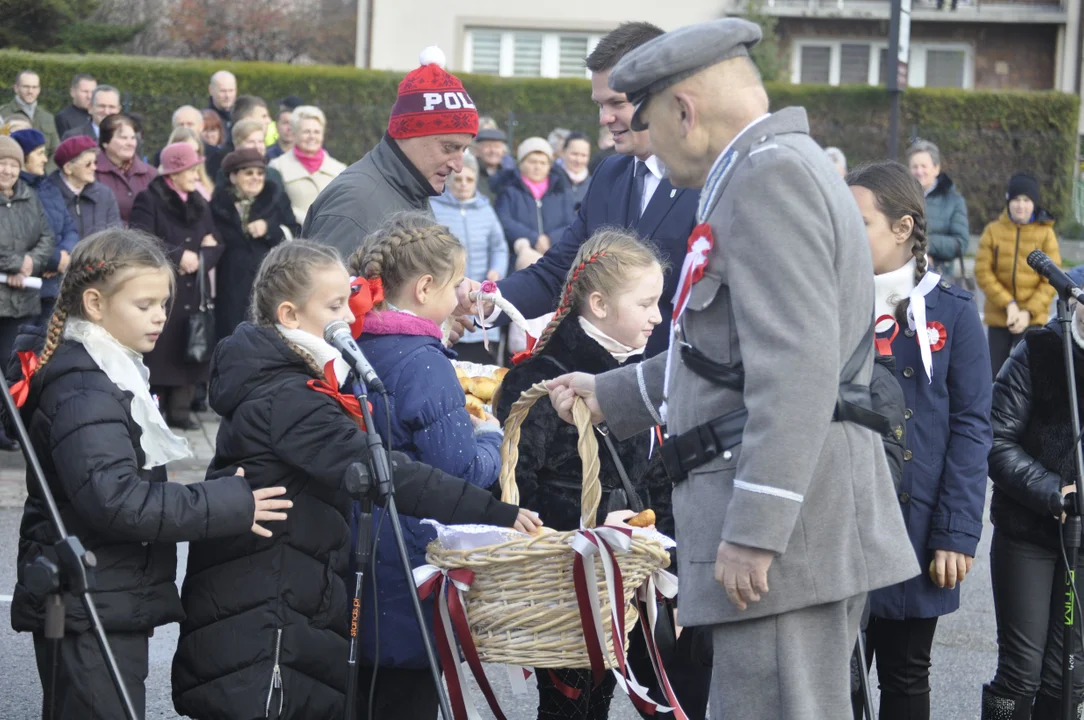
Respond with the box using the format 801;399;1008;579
521;176;549;201
293;146;326;175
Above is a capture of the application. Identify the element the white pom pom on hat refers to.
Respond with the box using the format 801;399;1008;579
419;46;446;68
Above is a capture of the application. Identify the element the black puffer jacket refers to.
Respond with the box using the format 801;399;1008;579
171;323;520;720
5;324;255;635
989;323;1078;550
495;318;672;536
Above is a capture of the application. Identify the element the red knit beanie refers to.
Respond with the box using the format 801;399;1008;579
388;47;479;140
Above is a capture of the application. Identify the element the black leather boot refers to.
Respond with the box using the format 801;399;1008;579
983;685;1033;720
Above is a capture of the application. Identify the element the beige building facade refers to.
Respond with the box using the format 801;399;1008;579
355;0;1082;131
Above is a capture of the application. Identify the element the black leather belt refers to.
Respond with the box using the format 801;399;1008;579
662;319;887;483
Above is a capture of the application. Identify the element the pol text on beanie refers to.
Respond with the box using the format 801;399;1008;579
387;46;479;140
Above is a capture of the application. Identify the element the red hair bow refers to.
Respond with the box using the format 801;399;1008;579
8;351;39;409
306;360;370;429
349;278;385;337
510;333;538;366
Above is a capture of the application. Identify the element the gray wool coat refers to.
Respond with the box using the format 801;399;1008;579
595;108;919;627
301;135;438;259
0;180;55;319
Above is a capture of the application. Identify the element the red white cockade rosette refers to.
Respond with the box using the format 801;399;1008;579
413;522;686;720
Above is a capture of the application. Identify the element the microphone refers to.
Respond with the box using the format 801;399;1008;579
1027;250;1084;302
324;319;386;394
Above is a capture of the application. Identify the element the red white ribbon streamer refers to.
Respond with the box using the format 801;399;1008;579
570;526;687;717
662;223;716;423
416;530;686;720
414;565;507;720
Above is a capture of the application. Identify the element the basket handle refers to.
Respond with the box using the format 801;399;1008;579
498;382;601;529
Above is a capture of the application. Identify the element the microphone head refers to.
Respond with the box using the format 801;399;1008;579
1027;249;1050;272
323;319;351;344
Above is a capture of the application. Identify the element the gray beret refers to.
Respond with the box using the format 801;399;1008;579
610;18;763;131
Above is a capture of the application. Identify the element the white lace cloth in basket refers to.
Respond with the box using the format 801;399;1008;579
421;520;676;551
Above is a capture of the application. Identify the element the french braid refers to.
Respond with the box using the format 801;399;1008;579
249;240;344;379
37;229;172;372
348;211;464;309
530;229;666;357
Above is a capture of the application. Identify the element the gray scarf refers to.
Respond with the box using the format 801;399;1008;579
13;96;36;120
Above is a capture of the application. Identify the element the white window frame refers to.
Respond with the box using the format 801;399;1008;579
908;42;974;89
790;39;973;89
463;29;602;79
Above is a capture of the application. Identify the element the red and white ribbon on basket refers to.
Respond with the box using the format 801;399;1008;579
413;566;507;720
415;529;686;720
571;526;688;719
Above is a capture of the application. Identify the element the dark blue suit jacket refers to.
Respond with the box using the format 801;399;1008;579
496;153;698;357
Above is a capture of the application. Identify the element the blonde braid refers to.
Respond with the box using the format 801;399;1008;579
274;328;326;379
35;307;69;371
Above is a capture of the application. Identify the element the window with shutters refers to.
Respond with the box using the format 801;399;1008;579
924;49;966;88
465;29;600;78
559;36;590;78
792;40;971;89
840;44;871;85
799;46;831;84
469;31;502;76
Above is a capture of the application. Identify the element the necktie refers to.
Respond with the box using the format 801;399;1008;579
630;160;650;225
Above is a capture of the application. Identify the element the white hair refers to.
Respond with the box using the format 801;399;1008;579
171;105;201;127
290;105;326;130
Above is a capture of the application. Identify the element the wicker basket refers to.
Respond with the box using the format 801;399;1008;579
425;383;671;669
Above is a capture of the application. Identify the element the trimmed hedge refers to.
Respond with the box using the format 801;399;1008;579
0;50;1077;231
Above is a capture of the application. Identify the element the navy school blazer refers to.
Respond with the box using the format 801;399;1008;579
496;153;699;358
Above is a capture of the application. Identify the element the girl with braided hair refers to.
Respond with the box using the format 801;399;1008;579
348;211;511;717
171;239;539;720
4;227;290;719
495;228;674;719
846;162;991;720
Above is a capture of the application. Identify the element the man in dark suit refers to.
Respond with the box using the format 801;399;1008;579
460;22;699;360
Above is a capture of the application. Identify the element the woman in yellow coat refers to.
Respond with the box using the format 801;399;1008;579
974;173;1060;375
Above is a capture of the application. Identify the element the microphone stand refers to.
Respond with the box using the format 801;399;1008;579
348;379;453;720
1057;296;1084;720
0;368;137;720
342;463;373;720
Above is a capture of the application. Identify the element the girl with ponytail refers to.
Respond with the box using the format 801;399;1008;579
494;228;674;719
846;162;992;720
4;227;288;719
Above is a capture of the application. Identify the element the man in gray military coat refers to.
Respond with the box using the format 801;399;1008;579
547;19;919;719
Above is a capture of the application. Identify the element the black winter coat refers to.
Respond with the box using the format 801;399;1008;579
129;176;223;387
171;323;520;720
209;180;298;343
989;323;1079;550
495;318;672;536
5;324;255;635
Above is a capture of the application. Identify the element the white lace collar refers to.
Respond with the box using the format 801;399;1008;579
577;316;645;363
63;318;190;468
275;324;352;386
